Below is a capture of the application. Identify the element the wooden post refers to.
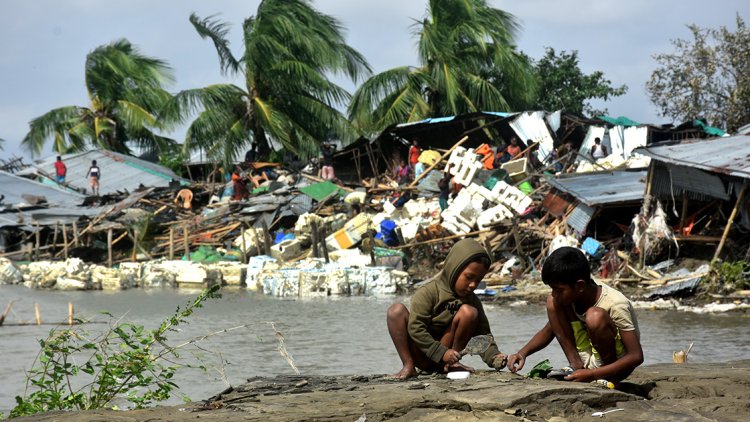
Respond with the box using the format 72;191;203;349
679;193;689;233
68;302;74;326
367;232;376;266
183;222;190;261
34;223;41;261
52;221;59;251
408;135;470;188
61;223;69;259
35;303;41;326
107;229;113;268
713;184;747;262
310;220;319;258
240;222;248;264
169;226;175;260
320;226;330;263
72;223;79;247
131;229;139;262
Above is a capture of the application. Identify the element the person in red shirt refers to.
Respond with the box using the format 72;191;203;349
54;156;67;184
408;139;421;169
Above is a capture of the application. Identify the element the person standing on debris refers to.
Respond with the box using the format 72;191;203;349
506;137;522;158
395;158;410;185
54;155;67;184
386;238;508;379
86;160;101;195
507;247;643;384
244;143;258;165
591;137;608;160
409;138;421;169
232;170;250;200
321;143;336;180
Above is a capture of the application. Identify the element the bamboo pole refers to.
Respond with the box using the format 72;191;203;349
0;300;17;326
408;136;469;188
35;303;41;326
392;229;494;249
107;229;113;268
72;222;79;247
131;229;139;262
68;302;74;326
52;221;59;251
183;222;190;261
34;222;41;261
169;226;175;260
62;223;69;259
261;220;272;256
713;184;747;262
240;222;248;264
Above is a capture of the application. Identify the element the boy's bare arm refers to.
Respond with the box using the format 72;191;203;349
566;330;644;382
508;322;555;372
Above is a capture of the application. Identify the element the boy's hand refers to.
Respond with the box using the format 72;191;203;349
491;353;508;370
442;349;461;365
507;353;525;373
565;368;595;382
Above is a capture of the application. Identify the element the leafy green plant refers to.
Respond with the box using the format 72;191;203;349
704;261;750;294
10;285;221;418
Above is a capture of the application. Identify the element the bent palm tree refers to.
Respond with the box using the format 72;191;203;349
168;0;370;162
349;0;536;133
22;39;176;156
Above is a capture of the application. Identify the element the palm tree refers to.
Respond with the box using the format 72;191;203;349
168;0;371;162
22;39;176;156
349;0;536;133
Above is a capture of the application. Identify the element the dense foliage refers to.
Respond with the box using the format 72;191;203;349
647;15;750;132
164;0;370;163
349;0;536;133
531;48;627;117
22;39;176;156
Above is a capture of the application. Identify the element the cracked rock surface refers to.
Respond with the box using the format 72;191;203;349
14;361;750;421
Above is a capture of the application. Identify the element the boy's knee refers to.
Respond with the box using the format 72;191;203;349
584;307;614;332
387;303;408;320
456;304;479;321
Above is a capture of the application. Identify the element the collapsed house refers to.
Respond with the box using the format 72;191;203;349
635;134;750;262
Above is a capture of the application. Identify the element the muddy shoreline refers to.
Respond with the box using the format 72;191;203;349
15;360;750;421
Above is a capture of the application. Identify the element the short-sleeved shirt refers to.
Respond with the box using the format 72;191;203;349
88;166;100;179
54;161;67;176
409;146;421;165
574;283;639;335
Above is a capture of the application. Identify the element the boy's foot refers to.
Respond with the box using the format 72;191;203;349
388;366;418;380
444;362;475;373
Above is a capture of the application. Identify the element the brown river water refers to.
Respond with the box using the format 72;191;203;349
1;285;749;413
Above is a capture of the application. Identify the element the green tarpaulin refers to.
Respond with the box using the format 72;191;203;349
693;119;727;137
299;181;347;202
596;115;641;127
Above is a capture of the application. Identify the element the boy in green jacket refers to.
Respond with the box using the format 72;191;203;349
386;238;507;379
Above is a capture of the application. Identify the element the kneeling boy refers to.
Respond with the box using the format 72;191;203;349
507;247;643;383
386;239;507;379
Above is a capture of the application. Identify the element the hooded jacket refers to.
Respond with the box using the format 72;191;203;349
407;238;501;366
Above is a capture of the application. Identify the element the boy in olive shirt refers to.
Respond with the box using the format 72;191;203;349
507;247;643;383
386;239;507;379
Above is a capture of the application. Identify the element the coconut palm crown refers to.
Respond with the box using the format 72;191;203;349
349;0;536;133
168;0;371;163
22;39;176;156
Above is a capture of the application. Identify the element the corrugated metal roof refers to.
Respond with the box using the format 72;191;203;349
635;135;750;179
19;150;189;195
546;169;647;207
0;171;86;208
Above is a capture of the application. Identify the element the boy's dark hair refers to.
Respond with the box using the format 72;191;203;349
541;247;590;286
468;255;491;270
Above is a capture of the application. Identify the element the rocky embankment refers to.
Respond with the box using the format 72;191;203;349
16;360;750;421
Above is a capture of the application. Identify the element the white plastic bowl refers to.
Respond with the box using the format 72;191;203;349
446;371;470;380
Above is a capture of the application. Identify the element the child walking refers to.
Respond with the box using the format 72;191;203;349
507;247;643;383
386;238;507;379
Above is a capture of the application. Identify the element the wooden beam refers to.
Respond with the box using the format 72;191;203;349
713;184;747;262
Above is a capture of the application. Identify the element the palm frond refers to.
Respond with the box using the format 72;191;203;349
190;13;240;75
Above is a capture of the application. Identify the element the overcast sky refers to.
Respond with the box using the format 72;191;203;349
1;0;748;159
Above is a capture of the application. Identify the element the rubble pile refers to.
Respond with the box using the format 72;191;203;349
2;112;750;307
